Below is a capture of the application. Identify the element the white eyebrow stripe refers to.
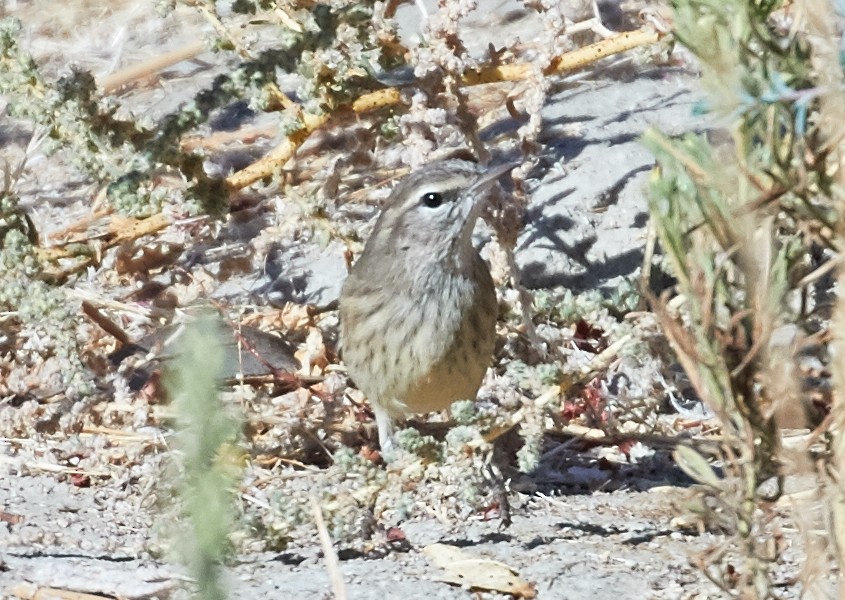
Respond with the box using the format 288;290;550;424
403;175;474;200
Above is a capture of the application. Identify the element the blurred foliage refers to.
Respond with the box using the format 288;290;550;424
645;0;842;595
0;157;93;398
166;315;242;600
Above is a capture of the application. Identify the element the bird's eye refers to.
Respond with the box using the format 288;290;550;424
420;192;444;208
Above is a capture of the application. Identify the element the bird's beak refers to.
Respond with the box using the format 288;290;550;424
469;160;519;193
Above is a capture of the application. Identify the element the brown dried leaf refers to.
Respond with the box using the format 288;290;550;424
281;303;315;331
422;543;536;598
295;327;328;376
114;241;183;275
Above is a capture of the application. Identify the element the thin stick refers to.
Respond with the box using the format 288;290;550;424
226;28;663;191
463;28;661;85
99;41;206;93
225;113;331;191
639;219;658;310
311;497;348;600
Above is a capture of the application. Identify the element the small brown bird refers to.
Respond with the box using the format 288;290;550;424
339;159;514;451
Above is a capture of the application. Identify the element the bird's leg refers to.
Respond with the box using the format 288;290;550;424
373;405;397;455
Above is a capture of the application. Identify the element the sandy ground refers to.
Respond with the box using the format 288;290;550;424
3;473;728;599
0;1;834;599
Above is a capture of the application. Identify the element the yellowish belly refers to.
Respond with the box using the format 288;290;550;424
340;255;497;419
